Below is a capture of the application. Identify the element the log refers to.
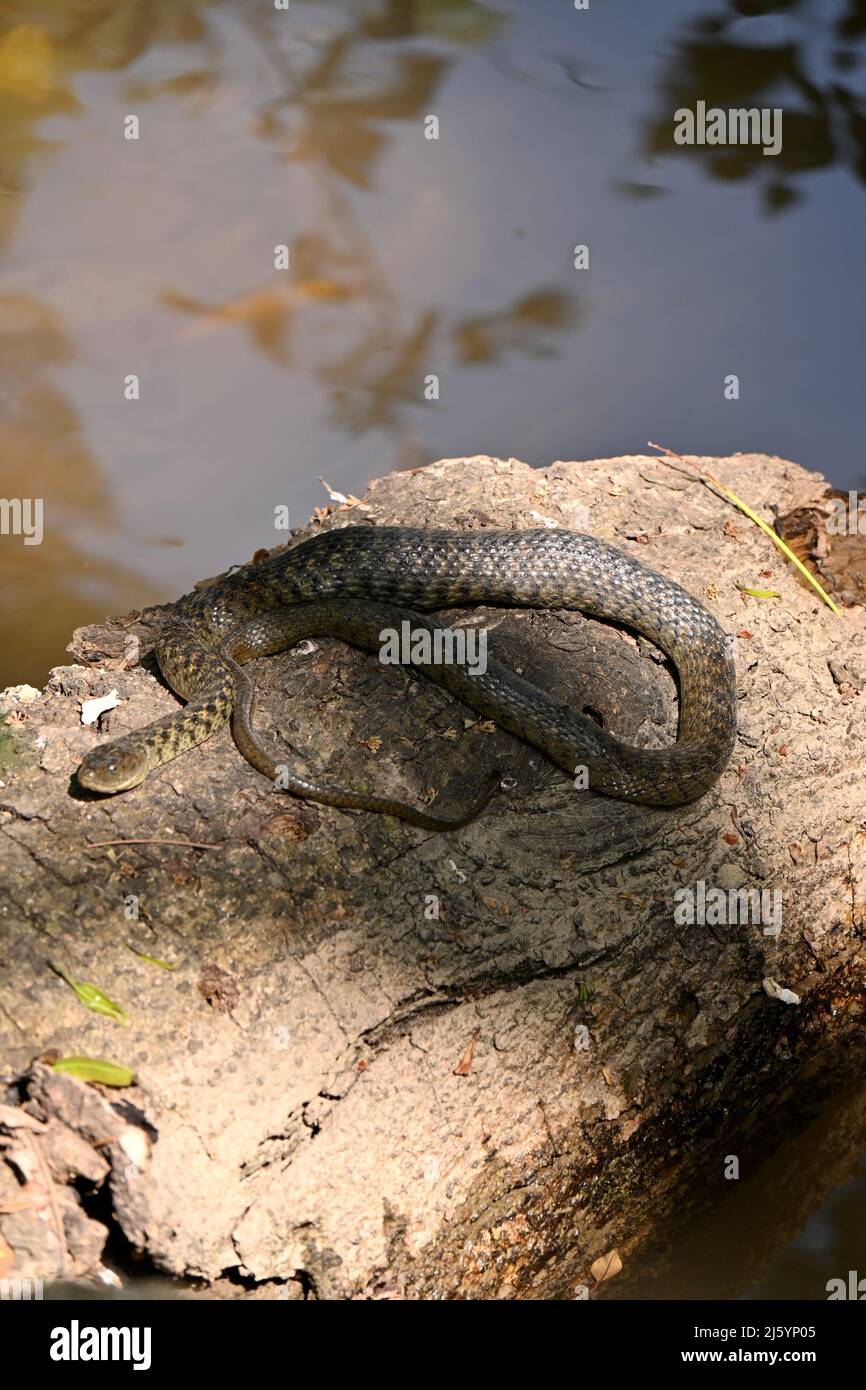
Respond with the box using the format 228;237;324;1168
1;452;864;1300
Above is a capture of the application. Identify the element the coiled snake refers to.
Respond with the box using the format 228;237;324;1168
76;526;736;826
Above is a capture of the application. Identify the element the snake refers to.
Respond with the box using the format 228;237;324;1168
75;525;737;825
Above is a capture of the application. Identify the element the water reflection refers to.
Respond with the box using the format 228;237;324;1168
244;8;579;431
608;1040;866;1301
4;0;863;687
641;0;866;213
0;295;159;684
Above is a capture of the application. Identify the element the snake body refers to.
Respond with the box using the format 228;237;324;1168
76;526;736;822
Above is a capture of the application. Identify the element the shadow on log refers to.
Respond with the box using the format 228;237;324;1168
1;454;864;1299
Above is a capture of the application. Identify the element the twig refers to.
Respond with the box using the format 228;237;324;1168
647;440;684;459
638;469;689;492
23;1131;68;1279
646;442;841;615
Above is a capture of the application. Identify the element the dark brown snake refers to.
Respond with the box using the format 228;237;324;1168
75;526;737;826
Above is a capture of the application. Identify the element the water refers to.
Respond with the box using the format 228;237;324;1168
608;1039;866;1301
1;0;864;1299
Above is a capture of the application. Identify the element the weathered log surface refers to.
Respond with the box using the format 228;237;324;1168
1;453;864;1299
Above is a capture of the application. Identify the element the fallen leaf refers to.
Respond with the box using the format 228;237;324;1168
591;1249;623;1284
454;1028;480;1077
126;946;176;970
736;583;781;599
51;1057;135;1087
51;964;129;1026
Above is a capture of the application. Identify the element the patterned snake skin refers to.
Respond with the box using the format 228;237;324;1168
76;526;737;825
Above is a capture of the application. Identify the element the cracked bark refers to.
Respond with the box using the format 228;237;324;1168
1;454;865;1300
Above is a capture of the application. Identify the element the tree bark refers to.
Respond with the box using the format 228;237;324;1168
1;453;864;1299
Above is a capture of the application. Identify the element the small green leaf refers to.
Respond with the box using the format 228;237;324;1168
51;963;129;1026
735;583;781;600
51;1057;135;1087
127;945;176;970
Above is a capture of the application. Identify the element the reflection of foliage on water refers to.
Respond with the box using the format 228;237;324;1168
0;3;226;683
241;1;578;439
1;0;217;70
0;1;221;254
0;293;144;538
454;291;577;365
258;40;450;191
0;296;153;686
0;0;577;456
642;0;866;213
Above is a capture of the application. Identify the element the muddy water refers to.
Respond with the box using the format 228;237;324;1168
1;0;864;1299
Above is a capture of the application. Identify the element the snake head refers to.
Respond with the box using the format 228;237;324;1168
76;739;150;794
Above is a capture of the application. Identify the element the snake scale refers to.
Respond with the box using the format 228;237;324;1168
76;525;737;826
